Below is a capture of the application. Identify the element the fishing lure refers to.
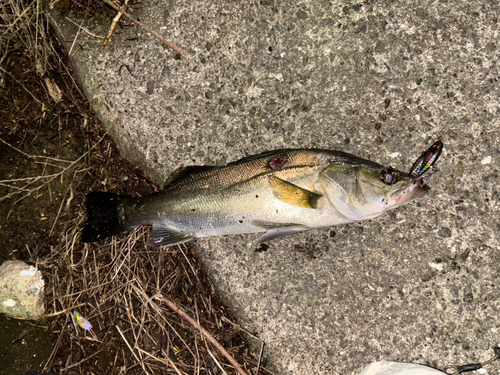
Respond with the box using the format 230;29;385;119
409;140;443;178
72;310;93;331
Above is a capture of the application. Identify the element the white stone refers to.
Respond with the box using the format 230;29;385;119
481;156;492;165
0;260;45;319
429;262;444;271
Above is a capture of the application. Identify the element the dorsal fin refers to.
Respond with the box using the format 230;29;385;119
268;176;322;209
164;165;218;187
228;149;295;165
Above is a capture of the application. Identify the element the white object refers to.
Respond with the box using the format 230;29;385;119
481;156;491;165
359;361;445;375
0;260;45;319
19;266;38;277
3;299;16;307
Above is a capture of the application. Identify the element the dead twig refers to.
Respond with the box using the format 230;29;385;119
101;0;188;57
0;122;114;203
154;293;248;375
222;317;267;375
207;348;229;375
41;302;86;318
116;325;152;375
103;0;128;45
68;17;85;56
0;66;43;105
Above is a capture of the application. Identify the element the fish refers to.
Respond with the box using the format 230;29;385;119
81;145;440;248
72;311;93;331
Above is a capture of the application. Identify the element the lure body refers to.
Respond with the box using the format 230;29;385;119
409;141;443;178
72;311;93;331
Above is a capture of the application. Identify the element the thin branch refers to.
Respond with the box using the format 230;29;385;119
222;316;267;375
0;66;43;104
0;122;114;203
103;0;128;45
154;293;248;375
116;325;152;375
41;303;86;318
68;17;85;56
101;0;189;57
207;348;229;375
59;349;104;371
2;0;37;34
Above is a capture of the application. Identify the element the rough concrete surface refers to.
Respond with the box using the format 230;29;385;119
49;1;499;374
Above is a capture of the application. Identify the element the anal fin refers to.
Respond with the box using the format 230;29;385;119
148;224;195;248
258;226;307;243
269;176;321;209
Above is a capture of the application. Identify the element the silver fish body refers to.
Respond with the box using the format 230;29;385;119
82;148;432;247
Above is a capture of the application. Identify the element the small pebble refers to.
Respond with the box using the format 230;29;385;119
429;262;443;271
296;10;307;19
481;156;491;165
438;227;452;238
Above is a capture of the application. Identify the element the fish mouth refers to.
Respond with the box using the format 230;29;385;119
394;179;430;206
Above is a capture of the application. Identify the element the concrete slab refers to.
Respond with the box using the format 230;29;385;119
49;1;500;374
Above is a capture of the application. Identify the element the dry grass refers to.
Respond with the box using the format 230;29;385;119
0;0;51;74
37;226;261;375
0;0;91;207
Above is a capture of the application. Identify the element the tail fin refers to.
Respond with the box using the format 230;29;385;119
81;192;127;243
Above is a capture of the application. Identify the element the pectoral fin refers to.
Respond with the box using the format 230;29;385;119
252;220;305;229
148;224;195;248
269;176;321;209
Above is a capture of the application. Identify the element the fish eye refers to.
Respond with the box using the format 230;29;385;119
379;168;398;185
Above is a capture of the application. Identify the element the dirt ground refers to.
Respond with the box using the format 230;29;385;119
0;3;260;374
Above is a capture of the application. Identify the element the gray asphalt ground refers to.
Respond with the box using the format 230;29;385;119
50;1;500;373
